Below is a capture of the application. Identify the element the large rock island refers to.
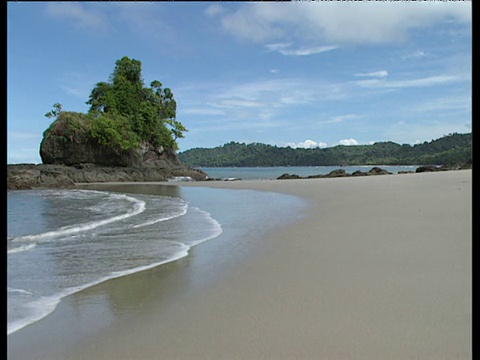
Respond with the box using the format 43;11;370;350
7;114;208;189
7;56;208;190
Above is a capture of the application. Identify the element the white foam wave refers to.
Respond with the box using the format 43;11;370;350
8;243;37;254
132;204;188;228
8;294;62;335
187;207;223;246
7;242;191;336
8;191;224;336
7;287;33;295
12;193;145;243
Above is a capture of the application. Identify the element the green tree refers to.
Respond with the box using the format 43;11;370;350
86;56;187;150
45;103;63;119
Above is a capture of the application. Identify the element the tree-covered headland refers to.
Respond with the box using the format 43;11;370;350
42;56;187;155
178;132;472;168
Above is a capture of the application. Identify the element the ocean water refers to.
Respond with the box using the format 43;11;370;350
200;165;419;180
7;185;307;336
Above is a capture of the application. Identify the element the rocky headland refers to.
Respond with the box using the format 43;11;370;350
7;111;208;190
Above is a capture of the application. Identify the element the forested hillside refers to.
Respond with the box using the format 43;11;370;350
179;133;472;167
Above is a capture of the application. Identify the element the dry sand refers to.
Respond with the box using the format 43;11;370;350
10;170;472;359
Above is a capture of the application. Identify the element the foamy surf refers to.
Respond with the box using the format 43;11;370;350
12;192;146;243
8;243;37;254
7;189;224;336
7;241;192;336
132;200;188;228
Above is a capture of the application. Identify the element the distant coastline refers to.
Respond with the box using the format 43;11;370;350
179;132;471;168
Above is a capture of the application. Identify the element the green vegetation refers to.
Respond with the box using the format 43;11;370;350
42;111;90;144
178;133;472;167
43;56;187;152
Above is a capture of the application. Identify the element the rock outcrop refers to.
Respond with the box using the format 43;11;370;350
7;163;209;190
277;167;393;180
39;113;183;168
8;113;209;190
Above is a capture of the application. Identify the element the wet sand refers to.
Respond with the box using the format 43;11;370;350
8;170;472;359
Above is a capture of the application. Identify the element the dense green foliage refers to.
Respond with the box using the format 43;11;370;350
179;133;472;167
44;56;187;151
42;111;90;144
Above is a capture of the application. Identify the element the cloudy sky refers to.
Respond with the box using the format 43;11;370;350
7;2;471;164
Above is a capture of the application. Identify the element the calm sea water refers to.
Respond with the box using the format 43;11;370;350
200;165;419;180
7;184;307;336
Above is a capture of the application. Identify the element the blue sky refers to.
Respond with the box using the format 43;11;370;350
7;1;471;164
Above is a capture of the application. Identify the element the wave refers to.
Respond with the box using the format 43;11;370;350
7;243;37;254
7;241;191;336
185;206;223;246
132;202;188;229
7;190;225;336
12;192;146;243
7;287;33;295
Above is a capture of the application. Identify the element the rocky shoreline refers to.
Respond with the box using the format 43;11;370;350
276;164;471;180
7;163;209;190
7;163;471;190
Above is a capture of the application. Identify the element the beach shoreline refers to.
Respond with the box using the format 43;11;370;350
8;170;472;359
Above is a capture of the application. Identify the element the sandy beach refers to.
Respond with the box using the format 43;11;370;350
8;170;471;359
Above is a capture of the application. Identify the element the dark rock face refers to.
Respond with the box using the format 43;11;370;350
40;126;181;169
38;112;185;169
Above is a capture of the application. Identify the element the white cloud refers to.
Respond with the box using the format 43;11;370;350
112;3;183;49
217;2;470;45
354;70;389;78
389;75;463;88
8;131;42;140
317;114;364;125
205;4;225;17
210;78;316;110
338;138;359;146
58;71;97;100
410;96;471;114
45;3;110;33
266;43;338;56
285;139;328;149
179;107;226;116
356;74;464;89
212;98;267;109
403;50;428;60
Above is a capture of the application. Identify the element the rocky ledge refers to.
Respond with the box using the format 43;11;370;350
7;163;209;190
276;164;471;180
277;167;393;180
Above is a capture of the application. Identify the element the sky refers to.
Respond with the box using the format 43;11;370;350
7;1;472;164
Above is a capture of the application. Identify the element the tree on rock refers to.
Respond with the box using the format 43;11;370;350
41;56;189;167
86;56;187;150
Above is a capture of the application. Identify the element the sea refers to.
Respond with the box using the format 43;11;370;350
7;173;311;336
200;165;419;180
